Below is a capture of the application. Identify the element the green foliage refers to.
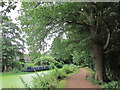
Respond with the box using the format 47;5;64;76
23;63;35;71
50;62;63;69
32;73;58;88
29;51;41;62
19;2;120;81
34;55;56;65
72;50;92;66
55;62;63;68
51;36;91;65
50;63;55;69
62;64;78;74
31;65;78;88
21;64;78;88
85;67;94;73
102;81;120;89
86;67;103;85
1;2;24;71
12;68;22;73
20;76;31;88
10;60;22;70
25;63;34;67
62;65;72;74
9;60;26;72
87;76;103;85
51;37;72;63
57;69;67;79
51;68;67;80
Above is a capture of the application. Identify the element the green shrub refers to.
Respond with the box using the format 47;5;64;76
102;81;120;89
55;62;63;68
12;68;21;73
31;68;67;88
62;64;78;74
21;64;78;88
85;67;94;73
57;69;67;79
50;63;55;69
79;64;89;68
51;68;67;80
25;63;34;67
34;55;56;65
32;73;58;88
10;60;22;71
69;64;78;71
22;63;35;71
87;76;103;85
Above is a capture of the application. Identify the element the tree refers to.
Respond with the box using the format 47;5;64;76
1;2;24;71
51;32;92;66
19;2;120;81
51;37;72;64
29;51;41;62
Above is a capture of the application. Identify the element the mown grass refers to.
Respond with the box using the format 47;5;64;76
1;70;50;89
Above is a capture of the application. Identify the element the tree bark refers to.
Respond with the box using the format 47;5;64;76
2;65;4;72
84;5;104;81
93;42;104;81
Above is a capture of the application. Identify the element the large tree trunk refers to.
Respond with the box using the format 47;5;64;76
84;6;104;81
93;42;104;81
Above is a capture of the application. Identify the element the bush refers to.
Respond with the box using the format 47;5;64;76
34;55;56;65
79;64;89;68
87;76;103;85
20;63;34;71
55;62;63;68
62;64;78;74
25;63;34;67
10;60;22;71
69;64;78;71
51;68;67;80
21;64;78;88
102;81;120;89
32;73;58;88
57;69;67;79
12;68;21;73
31;68;67;88
50;63;55;69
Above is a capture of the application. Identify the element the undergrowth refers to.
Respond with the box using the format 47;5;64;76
86;67;120;89
21;64;79;88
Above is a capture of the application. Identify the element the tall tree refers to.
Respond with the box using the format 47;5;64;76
19;2;120;81
1;2;24;71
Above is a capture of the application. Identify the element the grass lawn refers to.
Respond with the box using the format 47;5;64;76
0;70;50;89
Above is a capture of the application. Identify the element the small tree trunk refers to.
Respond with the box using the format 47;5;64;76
93;42;104;81
4;65;7;71
2;65;5;72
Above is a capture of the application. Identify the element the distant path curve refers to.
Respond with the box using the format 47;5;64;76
65;68;101;88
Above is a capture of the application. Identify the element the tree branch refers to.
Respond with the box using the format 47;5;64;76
91;3;111;49
102;19;111;49
66;20;91;28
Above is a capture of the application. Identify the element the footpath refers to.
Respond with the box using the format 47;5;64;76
65;68;101;89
